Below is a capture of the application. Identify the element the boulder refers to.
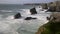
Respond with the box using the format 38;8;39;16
30;7;37;15
14;13;21;19
25;17;37;20
42;3;48;9
46;17;50;20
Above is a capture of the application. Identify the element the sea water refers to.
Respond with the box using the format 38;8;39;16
0;4;51;34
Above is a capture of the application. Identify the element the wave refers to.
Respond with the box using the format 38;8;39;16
0;7;51;34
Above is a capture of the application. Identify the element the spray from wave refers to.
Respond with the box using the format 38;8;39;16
0;6;51;34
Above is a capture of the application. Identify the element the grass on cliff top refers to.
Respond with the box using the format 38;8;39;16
41;21;60;34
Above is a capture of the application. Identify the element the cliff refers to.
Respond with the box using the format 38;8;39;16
36;13;60;34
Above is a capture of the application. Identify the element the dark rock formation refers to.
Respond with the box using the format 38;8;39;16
25;17;37;20
46;17;50;20
14;13;21;19
42;3;48;9
47;6;56;12
30;7;37;15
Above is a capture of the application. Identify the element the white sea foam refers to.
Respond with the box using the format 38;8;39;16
0;7;51;34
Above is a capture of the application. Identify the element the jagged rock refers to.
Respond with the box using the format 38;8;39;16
30;7;37;15
42;3;48;9
25;17;37;20
14;13;21;19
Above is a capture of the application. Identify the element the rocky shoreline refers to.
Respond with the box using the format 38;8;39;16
41;1;60;12
36;13;60;34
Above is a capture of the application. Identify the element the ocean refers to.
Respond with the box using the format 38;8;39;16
0;4;51;34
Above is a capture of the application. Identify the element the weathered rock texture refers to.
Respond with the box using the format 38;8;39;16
47;1;60;12
25;17;37;20
30;7;37;15
14;13;21;19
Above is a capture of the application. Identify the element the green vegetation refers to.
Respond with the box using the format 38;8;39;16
41;21;60;34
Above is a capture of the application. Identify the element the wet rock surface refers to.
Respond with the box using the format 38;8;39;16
30;7;37;15
14;13;21;19
25;17;37;20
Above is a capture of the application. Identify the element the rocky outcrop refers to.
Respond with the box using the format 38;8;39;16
36;13;60;34
46;1;60;12
25;17;37;20
14;13;21;19
49;13;60;22
30;7;37;15
46;17;50;20
36;21;60;34
42;3;48;9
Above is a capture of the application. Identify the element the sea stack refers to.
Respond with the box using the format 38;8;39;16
30;7;37;15
14;13;21;19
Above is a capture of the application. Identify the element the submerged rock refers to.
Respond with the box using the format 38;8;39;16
30;7;37;15
14;13;21;19
25;17;37;20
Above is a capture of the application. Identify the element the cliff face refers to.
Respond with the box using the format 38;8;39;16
41;1;60;12
49;13;60;22
47;1;60;12
36;21;60;34
36;13;60;34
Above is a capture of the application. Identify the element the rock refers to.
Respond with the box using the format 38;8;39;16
49;13;60;22
25;17;37;20
46;6;56;12
25;17;32;20
14;13;21;19
30;7;37;15
36;21;60;34
46;1;60;12
56;6;60;12
42;3;48;9
36;13;60;34
46;17;50;20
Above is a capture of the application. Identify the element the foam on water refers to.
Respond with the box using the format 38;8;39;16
0;7;51;34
